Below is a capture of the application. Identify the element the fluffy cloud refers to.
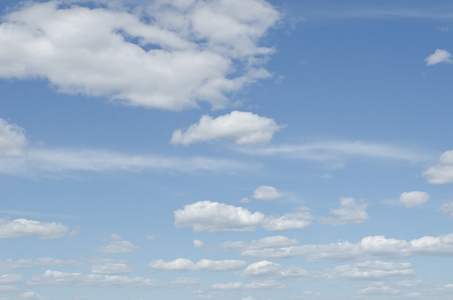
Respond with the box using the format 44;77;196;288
398;191;430;208
423;150;453;184
20;292;46;299
150;258;246;272
94;234;140;253
425;49;453;66
174;201;265;232
252;186;282;201
0;118;27;157
440;202;453;217
0;1;279;110
241;233;453;262
174;201;313;232
0;274;22;284
211;280;284;290
0;218;68;239
319;197;369;225
171;111;282;145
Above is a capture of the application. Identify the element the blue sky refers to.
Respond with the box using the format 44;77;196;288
1;0;453;299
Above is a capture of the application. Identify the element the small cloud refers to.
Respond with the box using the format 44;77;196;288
193;239;205;248
146;235;156;240
95;234;140;253
252;186;283;201
439;202;453;217
68;225;80;238
425;49;452;66
398;191;430;208
240;197;250;203
0;118;27;157
171;111;283;146
319;197;369;226
0;217;68;239
423;150;453;184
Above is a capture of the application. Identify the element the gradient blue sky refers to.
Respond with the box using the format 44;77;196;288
1;1;453;299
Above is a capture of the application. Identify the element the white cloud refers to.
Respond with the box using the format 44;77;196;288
425;49;453;66
243;260;308;278
0;118;27;157
440;202;453;217
94;234;140;253
423;150;453;184
20;292;46;299
0;218;68;239
171;111;282;146
211;280;284;290
174;201;313;232
0;258;81;273
357;285;400;296
241;233;453;262
28;270;162;288
91;263;133;274
174;201;265;232
0;274;22;284
319;197;369;225
193;239;205;248
261;208;313;231
0;1;279;110
252;186;282;201
149;258;246;272
322;260;415;280
398;191;430;208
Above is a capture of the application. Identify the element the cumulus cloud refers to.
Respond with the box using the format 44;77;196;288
319;197;369;225
211;280;284;290
241;233;453;262
439;202;453;217
425;49;453;66
171;111;282;146
0;118;27;157
174;201;313;232
423;150;453;184
398;191;430;208
0;0;279;110
0;258;81;273
149;258;246;272
20;292;46;299
94;234;140;253
252;186;282;201
0;218;68;239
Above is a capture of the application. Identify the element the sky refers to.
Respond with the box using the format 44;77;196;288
1;0;453;299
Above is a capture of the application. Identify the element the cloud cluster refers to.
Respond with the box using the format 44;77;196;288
174;201;313;232
241;233;453;261
0;0;279;110
0;218;68;239
425;49;453;66
319;197;369;225
398;191;430;208
0;118;27;157
171;111;282;145
150;258;246;272
423;150;453;184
